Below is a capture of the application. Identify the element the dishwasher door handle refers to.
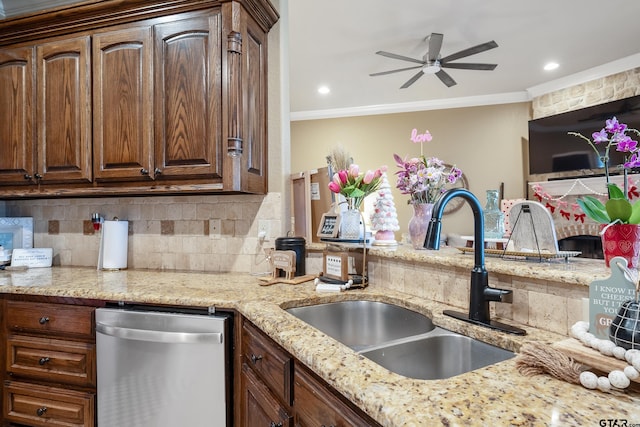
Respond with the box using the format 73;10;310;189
96;322;223;344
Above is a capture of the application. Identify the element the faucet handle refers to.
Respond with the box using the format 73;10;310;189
484;287;513;303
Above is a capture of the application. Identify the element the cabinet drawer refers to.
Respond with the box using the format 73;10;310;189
242;321;292;405
3;380;95;427
6;301;95;337
7;335;96;387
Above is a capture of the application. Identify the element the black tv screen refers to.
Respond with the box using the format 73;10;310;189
528;95;640;176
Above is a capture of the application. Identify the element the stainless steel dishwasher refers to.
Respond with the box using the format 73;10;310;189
96;306;231;427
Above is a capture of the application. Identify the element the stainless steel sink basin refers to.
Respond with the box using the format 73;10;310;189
285;300;435;351
360;330;514;380
286;300;514;379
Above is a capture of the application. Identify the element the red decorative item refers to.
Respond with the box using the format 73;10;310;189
601;224;640;268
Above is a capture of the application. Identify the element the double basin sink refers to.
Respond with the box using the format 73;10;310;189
286;300;514;380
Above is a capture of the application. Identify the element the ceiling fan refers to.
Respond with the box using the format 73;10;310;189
370;33;498;89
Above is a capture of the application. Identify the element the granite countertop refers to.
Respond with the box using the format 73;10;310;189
0;266;637;426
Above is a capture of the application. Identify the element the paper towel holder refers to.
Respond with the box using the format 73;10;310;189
97;217;129;271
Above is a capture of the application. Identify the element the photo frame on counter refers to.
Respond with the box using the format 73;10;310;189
317;213;340;238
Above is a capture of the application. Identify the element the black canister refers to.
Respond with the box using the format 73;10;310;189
275;236;306;277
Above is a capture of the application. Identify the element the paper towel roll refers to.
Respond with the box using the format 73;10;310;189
101;220;128;270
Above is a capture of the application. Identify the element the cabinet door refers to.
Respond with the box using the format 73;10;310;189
93;26;153;181
294;364;377;427
154;13;223;180
36;36;92;183
241;363;292;427
0;46;35;185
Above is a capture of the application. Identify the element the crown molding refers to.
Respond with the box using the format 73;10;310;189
290;92;530;121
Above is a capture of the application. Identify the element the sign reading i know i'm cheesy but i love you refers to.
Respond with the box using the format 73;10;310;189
589;256;637;339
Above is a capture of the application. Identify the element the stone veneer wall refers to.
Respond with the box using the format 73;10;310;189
531;67;640;119
3;194;281;274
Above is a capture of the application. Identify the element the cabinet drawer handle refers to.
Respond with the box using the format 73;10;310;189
38;357;50;365
154;168;162;175
250;354;263;364
269;422;283;427
24;174;32;180
36;407;47;417
39;316;50;325
140;168;149;175
34;173;42;180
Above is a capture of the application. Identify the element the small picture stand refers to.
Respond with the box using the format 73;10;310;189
317;213;340;238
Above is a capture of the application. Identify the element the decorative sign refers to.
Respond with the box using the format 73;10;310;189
270;250;296;280
317;213;340;238
589;256;636;339
323;251;349;281
11;248;53;268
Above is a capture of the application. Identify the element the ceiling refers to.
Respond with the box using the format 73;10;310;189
4;0;640;120
288;0;640;119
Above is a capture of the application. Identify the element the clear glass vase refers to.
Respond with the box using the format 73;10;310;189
408;203;434;249
340;198;362;240
483;190;505;239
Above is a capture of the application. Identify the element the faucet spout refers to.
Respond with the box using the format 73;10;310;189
425;188;526;335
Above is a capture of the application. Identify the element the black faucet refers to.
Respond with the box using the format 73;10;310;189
424;188;526;335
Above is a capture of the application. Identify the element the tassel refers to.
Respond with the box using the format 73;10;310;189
515;342;583;384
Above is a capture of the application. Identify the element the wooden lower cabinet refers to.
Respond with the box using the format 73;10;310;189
237;317;379;427
1;297;97;427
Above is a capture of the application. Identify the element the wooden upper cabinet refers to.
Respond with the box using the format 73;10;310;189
0;47;35;185
154;13;223;180
93;27;154;181
241;16;268;193
36;36;92;184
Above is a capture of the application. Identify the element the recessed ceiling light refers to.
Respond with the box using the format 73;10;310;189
544;62;559;71
317;85;330;95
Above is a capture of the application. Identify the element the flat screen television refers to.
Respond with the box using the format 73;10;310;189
528;95;640;178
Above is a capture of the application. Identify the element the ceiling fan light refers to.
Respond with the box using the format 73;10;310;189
422;60;441;74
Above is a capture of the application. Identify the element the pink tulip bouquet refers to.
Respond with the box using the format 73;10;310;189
328;164;387;209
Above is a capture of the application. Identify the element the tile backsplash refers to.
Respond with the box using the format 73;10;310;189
2;193;282;274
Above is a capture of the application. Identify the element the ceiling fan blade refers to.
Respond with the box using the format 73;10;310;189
369;65;423;77
426;33;443;62
435;70;456;87
440;62;497;70
400;71;425;89
440;40;498;63
376;50;425;65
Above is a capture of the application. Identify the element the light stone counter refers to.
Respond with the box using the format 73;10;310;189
0;265;637;426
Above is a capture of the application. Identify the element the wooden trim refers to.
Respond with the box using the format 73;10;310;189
0;0;279;47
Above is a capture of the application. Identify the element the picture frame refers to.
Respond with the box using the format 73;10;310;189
316;213;340;238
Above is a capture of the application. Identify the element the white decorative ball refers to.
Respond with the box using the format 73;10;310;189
580;332;595;345
597;376;611;392
598;340;616;356
575;321;589;331
624;366;639;380
613;346;628;360
625;349;640;364
579;371;598;389
589;338;601;350
632;355;640;372
608;370;631;389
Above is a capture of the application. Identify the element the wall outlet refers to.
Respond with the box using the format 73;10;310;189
210;219;221;239
258;220;270;240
